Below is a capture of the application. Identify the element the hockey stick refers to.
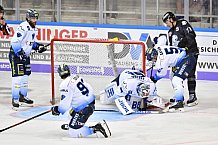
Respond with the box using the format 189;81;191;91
31;43;51;55
0;110;51;133
95;109;162;114
150;63;154;77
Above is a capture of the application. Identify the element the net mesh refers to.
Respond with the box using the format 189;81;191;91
50;39;146;104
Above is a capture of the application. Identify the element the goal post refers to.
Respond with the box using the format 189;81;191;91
50;38;146;105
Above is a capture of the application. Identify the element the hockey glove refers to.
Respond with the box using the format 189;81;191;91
17;49;27;62
38;44;47;53
150;76;157;83
172;67;177;73
51;106;60;116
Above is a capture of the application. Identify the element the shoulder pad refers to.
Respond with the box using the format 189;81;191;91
18;21;31;31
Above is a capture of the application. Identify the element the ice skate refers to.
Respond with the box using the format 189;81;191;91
12;99;19;111
169;101;184;112
186;94;198;107
90;120;111;138
19;95;34;107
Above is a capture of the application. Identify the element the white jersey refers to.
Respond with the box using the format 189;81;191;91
118;69;146;85
58;75;96;114
154;45;186;80
106;69;148;100
11;21;38;56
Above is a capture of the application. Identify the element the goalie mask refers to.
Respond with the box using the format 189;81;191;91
58;64;71;79
26;9;39;28
137;82;150;98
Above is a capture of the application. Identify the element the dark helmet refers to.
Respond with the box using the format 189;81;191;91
26;9;39;28
58;64;71;79
0;5;4;14
26;9;39;20
146;48;158;61
162;12;177;23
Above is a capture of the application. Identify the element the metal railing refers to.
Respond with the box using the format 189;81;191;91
1;0;218;28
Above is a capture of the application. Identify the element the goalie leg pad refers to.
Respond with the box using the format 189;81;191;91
115;97;134;115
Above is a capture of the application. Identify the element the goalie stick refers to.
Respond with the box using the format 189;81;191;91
0;110;51;133
95;109;162;114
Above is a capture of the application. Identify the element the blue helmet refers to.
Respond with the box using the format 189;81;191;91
146;48;158;61
26;9;39;20
58;64;71;79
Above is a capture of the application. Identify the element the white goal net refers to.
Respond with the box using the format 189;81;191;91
50;38;146;104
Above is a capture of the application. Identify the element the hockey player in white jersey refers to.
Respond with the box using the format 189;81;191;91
147;35;196;112
100;68;166;115
9;9;48;109
51;64;111;138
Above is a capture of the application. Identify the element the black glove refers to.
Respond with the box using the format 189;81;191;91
150;76;157;83
178;37;188;48
37;44;47;53
17;49;27;62
51;106;60;116
153;37;158;45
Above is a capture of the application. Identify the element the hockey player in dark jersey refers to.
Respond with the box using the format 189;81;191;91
0;5;10;35
162;12;198;107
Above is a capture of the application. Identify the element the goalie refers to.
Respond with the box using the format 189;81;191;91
100;68;168;115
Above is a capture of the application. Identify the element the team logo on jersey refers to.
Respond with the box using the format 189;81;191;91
32;33;35;40
17;32;22;37
176;27;179;31
182;20;187;25
61;95;66;100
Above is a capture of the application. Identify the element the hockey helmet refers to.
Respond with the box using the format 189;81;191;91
0;5;4;14
26;9;39;20
146;48;158;61
26;9;39;28
58;64;71;79
162;12;176;23
137;82;150;98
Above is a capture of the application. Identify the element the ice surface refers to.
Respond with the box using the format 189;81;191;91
1;72;218;145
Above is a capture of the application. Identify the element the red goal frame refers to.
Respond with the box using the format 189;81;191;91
50;38;146;105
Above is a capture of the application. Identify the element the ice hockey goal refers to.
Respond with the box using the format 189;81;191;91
50;38;146;105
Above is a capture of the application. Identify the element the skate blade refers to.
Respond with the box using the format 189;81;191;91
19;103;34;107
102;120;112;137
12;106;19;111
186;101;198;107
